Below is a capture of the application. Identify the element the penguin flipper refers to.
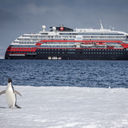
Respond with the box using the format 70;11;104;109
14;90;22;96
0;90;6;95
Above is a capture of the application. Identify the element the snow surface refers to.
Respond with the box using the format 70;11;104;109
0;86;128;128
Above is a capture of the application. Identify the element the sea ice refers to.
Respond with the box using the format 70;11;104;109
0;86;128;128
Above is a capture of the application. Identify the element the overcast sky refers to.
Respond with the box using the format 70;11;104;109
0;0;128;58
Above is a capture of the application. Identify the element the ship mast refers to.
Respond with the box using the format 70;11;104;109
100;20;104;30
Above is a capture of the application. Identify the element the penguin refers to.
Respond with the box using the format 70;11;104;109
0;78;22;109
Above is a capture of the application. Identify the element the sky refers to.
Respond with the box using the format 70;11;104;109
0;0;128;58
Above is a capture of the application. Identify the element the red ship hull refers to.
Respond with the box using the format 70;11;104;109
5;40;128;60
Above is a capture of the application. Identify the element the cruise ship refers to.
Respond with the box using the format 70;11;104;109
5;25;128;60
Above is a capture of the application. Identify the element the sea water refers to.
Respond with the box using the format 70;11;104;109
0;59;128;88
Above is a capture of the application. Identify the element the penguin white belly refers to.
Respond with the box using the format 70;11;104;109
6;88;16;108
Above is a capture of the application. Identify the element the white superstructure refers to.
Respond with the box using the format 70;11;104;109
12;25;128;45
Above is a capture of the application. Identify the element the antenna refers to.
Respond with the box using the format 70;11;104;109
100;20;104;29
112;27;114;30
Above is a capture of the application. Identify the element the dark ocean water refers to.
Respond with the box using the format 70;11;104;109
0;59;128;88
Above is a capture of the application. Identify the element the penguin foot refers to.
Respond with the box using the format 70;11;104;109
15;104;21;109
9;105;15;109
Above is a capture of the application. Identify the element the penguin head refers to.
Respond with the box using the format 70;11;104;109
8;78;12;83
